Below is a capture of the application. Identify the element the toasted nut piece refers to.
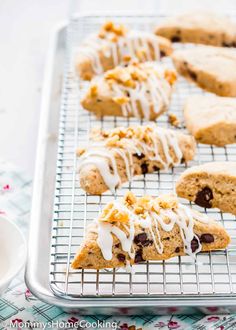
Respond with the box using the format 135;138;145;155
112;96;130;105
90;84;98;97
157;194;178;209
123;54;132;62
77;148;86;156
124;191;137;206
168;113;180;128
165;69;177;85
105;135;120;147
103;21;114;32
134;206;144;214
136;48;147;61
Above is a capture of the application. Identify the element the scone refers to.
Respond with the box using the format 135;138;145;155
75;21;173;80
176;162;236;215
184;95;236;146
81;62;177;120
71;192;230;269
77;125;196;195
172;46;236;96
155;11;236;47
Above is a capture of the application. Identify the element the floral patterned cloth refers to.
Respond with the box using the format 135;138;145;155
0;161;236;330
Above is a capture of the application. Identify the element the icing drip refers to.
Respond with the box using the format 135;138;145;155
111;64;171;120
78;31;160;76
78;127;183;192
96;196;210;263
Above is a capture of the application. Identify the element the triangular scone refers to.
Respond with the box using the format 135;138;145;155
184;95;236;146
176;162;236;215
71;192;230;269
77;125;196;195
75;21;173;80
172;46;236;96
155;11;236;47
81;62;177;120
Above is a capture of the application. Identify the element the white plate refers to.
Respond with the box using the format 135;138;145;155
0;216;27;295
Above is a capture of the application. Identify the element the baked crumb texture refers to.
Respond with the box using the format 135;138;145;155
155;11;236;47
176;162;236;215
172;46;236;96
71;192;230;269
184;95;236;146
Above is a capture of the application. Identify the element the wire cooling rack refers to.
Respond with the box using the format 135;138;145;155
50;14;236;300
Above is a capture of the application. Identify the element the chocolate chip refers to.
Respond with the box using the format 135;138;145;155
171;35;181;42
163;237;170;241
134;249;144;263
134;233;147;245
195;187;213;208
188;70;197;80
117;253;126;262
133;153;145;160
96;98;102;102
181;157;185;164
134;233;153;247
200;233;214;244
191;237;199;252
153;165;160;171
222;42;232;47
175;247;180;253
141;162;148;174
115;243;121;248
160;50;166;57
143;239;153;247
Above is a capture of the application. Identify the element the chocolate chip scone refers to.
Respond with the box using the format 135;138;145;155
172;46;236;96
176;162;236;215
78;125;196;195
184;95;236;146
155;11;236;47
75;21;173;80
71;192;230;269
81;62;177;120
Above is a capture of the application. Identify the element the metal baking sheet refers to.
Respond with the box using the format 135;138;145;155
25;13;236;314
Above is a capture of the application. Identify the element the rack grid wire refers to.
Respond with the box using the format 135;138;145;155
50;14;236;300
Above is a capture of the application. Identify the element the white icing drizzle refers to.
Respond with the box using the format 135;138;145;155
78;30;160;76
110;63;171;120
96;197;210;263
78;127;183;192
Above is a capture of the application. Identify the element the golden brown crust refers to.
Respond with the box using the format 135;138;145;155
71;193;230;269
78;125;196;195
155;12;236;46
172;46;236;97
176;162;236;215
184;95;236;146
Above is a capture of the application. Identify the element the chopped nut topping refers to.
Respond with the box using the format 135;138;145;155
98;125;157;149
112;96;129;105
98;21;127;41
90;84;98;97
77;148;86;156
100;202;129;224
156;194;178;210
123;54;132;62
168;113;180;128
136;48;147;60
165;69;177;85
124;191;137;206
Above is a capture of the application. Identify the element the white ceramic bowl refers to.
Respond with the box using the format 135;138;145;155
0;216;27;295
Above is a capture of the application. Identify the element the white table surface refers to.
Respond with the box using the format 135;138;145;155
0;0;235;176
